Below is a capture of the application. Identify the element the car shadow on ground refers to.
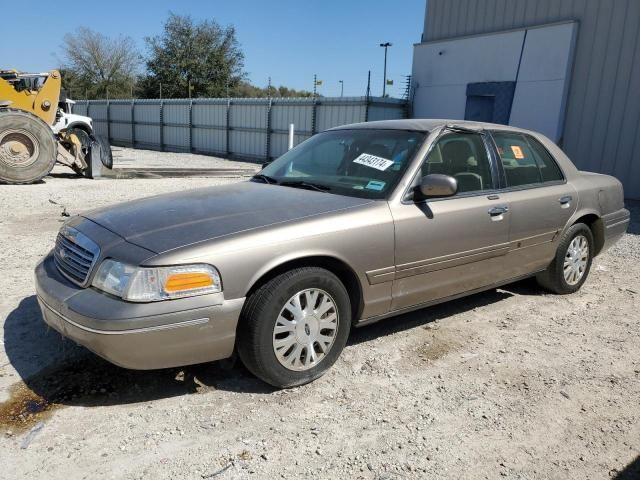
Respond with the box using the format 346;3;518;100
625;199;640;235
614;455;640;479
2;278;542;412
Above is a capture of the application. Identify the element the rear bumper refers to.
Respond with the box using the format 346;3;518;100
602;208;631;252
35;254;244;369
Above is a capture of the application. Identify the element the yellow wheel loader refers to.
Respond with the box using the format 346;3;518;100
0;69;112;184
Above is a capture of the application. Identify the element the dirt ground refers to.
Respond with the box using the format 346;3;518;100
1;149;639;480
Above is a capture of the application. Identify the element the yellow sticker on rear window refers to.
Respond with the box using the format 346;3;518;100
511;145;525;159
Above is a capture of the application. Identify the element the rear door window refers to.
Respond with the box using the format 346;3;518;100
492;131;563;187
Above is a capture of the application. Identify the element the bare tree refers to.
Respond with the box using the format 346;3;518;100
61;27;140;99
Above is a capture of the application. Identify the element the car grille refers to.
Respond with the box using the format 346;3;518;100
53;226;100;286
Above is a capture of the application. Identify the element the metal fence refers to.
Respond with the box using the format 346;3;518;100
73;96;407;162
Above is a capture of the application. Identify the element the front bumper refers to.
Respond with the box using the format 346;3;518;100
35;254;244;369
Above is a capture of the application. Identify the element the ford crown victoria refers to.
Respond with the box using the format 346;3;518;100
35;119;630;387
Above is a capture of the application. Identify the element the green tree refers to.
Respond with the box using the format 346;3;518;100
60;27;140;99
141;13;244;98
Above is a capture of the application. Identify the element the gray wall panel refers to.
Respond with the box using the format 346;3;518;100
368;104;406;122
110;122;132;144
193;103;226;127
163;103;189;125
316;104;364;131
230;103;267;129
92;121;108;137
192;128;226;154
134;125;160;147
87;104;108;121
230;130;266;158
74;97;405;163
421;0;640;198
134;104;159;124
74;103;88;116
271;104;313;133
163;126;189;150
109;103;131;122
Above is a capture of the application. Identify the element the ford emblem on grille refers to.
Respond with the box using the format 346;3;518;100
53;225;101;287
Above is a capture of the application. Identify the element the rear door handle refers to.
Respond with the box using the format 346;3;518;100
488;206;509;216
559;195;573;208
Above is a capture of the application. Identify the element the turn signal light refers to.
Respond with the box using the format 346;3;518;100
164;272;214;292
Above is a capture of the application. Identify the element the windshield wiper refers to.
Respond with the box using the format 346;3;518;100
251;173;278;184
280;180;331;193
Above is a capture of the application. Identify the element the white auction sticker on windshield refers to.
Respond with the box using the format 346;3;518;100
352;153;394;171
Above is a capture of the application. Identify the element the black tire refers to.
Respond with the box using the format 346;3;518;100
237;267;352;388
0;108;57;184
95;135;113;169
536;223;594;294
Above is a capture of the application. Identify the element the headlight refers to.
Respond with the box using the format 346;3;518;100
92;260;221;302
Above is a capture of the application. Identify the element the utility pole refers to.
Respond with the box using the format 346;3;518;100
380;42;392;97
159;82;162;100
267;76;272;98
338;80;344;97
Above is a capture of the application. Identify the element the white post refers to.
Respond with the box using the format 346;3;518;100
288;123;295;150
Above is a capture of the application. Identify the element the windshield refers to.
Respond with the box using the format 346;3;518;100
258;129;427;199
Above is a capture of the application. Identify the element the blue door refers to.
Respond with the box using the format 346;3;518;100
465;95;495;122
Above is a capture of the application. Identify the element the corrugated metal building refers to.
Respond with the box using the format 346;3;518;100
413;0;640;199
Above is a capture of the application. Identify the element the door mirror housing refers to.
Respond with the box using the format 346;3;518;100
418;174;458;198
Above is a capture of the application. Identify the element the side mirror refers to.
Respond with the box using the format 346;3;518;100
418;174;457;198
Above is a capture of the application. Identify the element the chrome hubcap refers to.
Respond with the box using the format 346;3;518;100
0;129;39;168
563;234;589;285
272;288;339;371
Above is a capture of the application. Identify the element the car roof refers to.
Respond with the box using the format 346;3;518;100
329;118;536;135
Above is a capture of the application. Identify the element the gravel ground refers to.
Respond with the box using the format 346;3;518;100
0;150;639;479
109;147;261;170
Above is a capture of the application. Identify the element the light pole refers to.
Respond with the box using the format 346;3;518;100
338;80;344;97
379;42;392;97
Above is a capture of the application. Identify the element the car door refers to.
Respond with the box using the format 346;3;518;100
389;130;511;311
489;131;577;278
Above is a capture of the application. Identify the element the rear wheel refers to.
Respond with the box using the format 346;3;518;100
0;109;57;184
237;267;351;388
536;223;594;294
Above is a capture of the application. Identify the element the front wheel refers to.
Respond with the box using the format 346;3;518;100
0;108;57;184
237;267;351;388
536;223;594;294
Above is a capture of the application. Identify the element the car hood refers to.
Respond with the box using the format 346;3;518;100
82;181;372;254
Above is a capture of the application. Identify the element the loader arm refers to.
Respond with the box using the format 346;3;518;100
0;70;61;126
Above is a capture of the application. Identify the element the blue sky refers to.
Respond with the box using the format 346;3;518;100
1;0;426;98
